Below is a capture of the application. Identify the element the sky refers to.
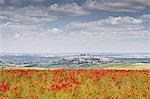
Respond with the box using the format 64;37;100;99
0;0;150;53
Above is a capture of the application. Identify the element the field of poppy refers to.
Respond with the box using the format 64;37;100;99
0;68;150;99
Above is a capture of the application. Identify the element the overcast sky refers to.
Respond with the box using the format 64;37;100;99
0;0;150;53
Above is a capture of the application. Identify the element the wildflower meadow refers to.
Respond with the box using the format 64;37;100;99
0;68;150;99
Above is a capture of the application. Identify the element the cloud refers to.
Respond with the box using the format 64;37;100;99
1;15;149;40
0;1;87;40
0;1;90;40
67;16;143;28
83;0;150;12
141;14;150;20
0;5;58;40
0;0;90;17
0;0;149;16
0;6;56;24
1;0;46;6
0;0;149;41
48;3;90;16
12;34;20;39
0;0;5;5
63;16;149;39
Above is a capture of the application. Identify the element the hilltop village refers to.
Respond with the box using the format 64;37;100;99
51;54;113;66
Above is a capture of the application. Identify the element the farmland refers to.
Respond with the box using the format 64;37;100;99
0;68;150;99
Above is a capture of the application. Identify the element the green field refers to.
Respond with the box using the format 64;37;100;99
1;63;150;70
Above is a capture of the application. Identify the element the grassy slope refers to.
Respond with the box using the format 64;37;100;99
102;63;150;70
